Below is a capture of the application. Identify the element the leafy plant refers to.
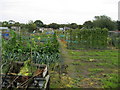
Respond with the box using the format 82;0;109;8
2;30;60;65
101;73;119;88
18;60;33;76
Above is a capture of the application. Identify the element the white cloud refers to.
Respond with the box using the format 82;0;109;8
0;0;118;24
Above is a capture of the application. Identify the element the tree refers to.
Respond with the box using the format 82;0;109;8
43;24;49;28
117;21;120;30
2;21;9;27
48;23;60;29
69;23;78;29
2;21;13;28
14;22;20;27
26;20;37;32
20;23;27;32
83;21;94;29
93;15;117;31
34;20;44;28
78;25;83;29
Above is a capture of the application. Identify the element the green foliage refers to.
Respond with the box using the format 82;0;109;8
101;73;119;88
67;49;118;88
64;28;108;49
26;20;37;32
2;30;25;62
2;30;60;64
93;15;117;31
2;21;9;27
117;21;120;30
108;31;120;49
34;20;44;27
48;23;60;29
88;68;104;73
18;60;33;76
83;21;94;29
69;23;78;29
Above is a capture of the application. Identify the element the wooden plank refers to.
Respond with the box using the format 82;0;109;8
44;75;50;88
13;61;46;68
42;66;47;77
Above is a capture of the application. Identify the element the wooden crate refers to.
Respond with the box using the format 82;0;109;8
1;61;50;89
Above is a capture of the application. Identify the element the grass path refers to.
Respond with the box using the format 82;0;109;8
50;39;77;88
58;39;101;88
50;38;119;88
57;39;80;88
58;39;77;78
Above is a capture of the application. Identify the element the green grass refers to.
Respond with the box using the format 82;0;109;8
67;49;119;88
72;61;85;66
95;63;113;67
88;68;104;72
68;49;118;64
101;73;119;88
68;50;118;57
51;38;119;88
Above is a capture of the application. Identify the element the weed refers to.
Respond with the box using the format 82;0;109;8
101;73;119;88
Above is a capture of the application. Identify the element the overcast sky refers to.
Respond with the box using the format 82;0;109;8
0;0;119;24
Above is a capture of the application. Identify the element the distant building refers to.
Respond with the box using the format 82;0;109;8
59;27;70;31
59;28;64;31
39;28;44;33
11;26;21;31
109;30;120;34
0;27;9;30
109;31;120;37
38;28;53;32
64;27;70;30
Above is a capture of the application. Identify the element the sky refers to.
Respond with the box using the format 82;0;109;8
0;0;119;24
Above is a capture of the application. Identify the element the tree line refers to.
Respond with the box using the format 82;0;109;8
0;15;119;32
